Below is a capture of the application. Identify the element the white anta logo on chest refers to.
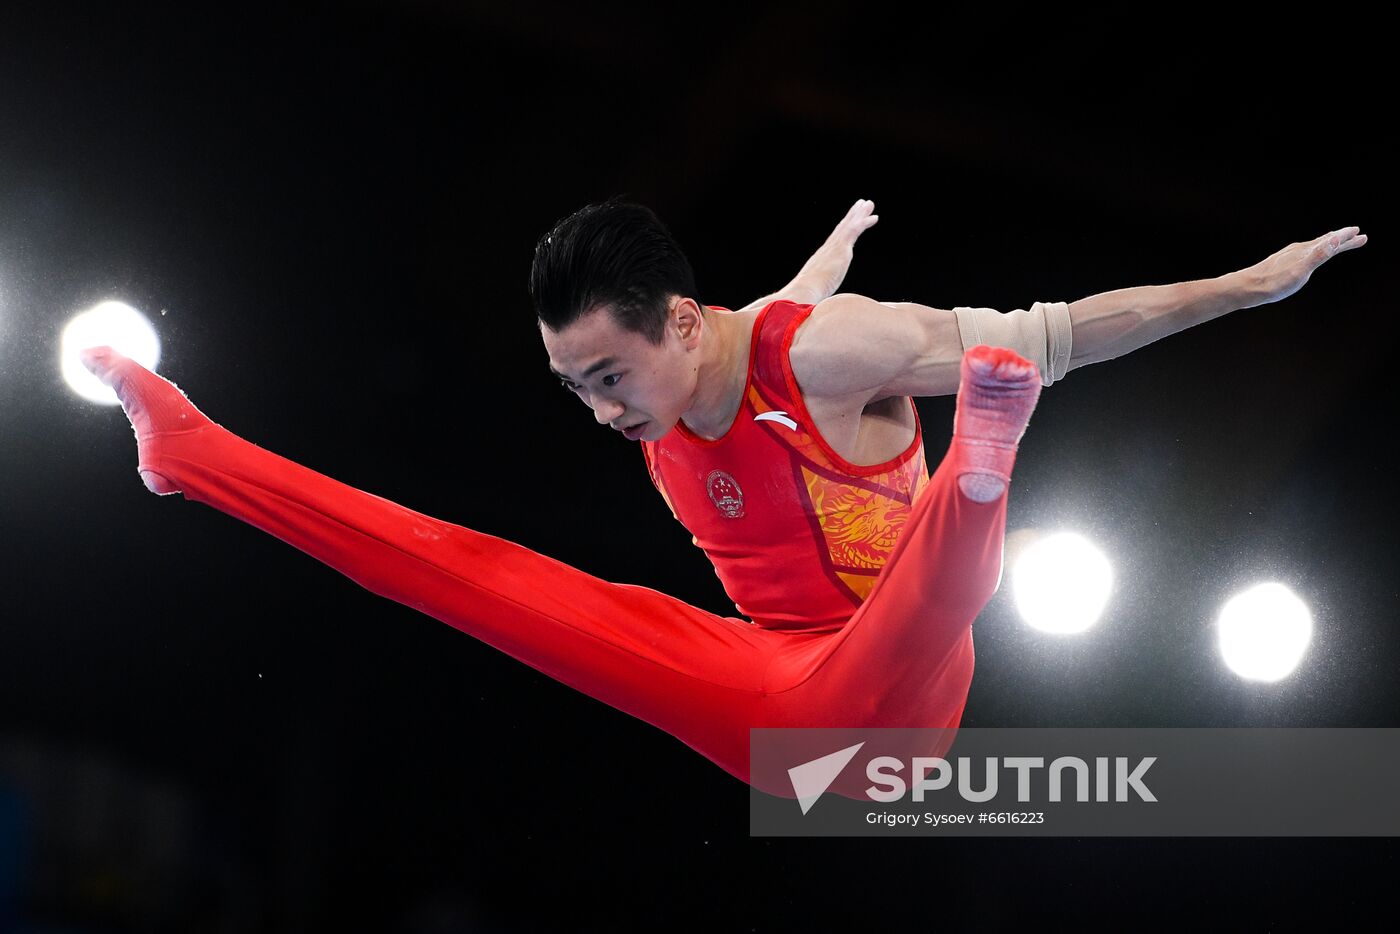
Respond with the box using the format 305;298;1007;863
706;470;745;519
754;410;799;430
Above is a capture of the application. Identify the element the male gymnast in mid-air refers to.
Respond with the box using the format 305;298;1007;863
81;199;1365;793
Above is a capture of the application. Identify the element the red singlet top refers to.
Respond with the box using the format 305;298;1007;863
640;300;931;633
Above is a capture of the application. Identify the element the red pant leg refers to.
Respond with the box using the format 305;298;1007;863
141;423;784;784
765;437;1007;720
749;437;1008;796
142;423;1005;794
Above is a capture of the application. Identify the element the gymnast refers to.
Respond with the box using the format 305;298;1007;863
81;198;1365;792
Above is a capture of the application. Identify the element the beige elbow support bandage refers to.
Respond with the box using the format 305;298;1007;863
952;301;1074;387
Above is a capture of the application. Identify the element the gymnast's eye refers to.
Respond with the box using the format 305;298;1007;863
560;378;580;392
602;374;622;388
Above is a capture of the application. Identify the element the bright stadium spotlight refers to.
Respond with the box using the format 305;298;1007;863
1217;582;1313;682
61;301;161;404
1009;531;1114;635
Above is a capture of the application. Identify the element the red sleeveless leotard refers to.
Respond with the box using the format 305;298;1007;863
641;300;930;632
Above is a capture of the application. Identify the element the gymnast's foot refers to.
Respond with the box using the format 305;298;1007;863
951;345;1042;503
80;346;215;495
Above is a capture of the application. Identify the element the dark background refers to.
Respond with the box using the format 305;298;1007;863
0;3;1392;930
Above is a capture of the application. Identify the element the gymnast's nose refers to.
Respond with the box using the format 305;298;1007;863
593;397;624;425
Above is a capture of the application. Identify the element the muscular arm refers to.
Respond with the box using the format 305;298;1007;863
792;226;1367;404
788;295;962;403
730;199;880;314
1064;272;1255;369
1067;226;1366;367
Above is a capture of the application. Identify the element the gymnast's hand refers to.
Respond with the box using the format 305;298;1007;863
782;198;881;305
1245;226;1367;306
731;199;880;313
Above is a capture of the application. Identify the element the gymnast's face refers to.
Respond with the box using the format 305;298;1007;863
540;298;701;442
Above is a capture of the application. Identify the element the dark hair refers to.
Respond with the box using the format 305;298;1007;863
529;198;698;346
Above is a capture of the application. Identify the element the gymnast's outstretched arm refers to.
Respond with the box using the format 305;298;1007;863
796;226;1368;402
729;199;881;314
1061;226;1366;369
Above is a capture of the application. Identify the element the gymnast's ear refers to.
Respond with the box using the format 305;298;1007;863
670;296;705;346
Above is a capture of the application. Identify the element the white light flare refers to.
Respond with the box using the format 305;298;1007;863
1010;531;1114;635
61;301;161;404
1217;582;1313;682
